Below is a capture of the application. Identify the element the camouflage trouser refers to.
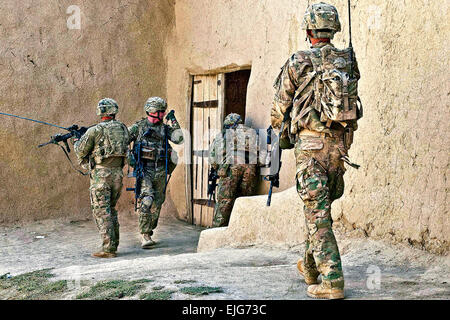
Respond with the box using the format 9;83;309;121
295;133;347;289
137;165;166;236
213;164;258;227
89;166;123;253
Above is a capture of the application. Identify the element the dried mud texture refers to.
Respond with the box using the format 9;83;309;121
0;0;176;223
167;0;449;254
1;218;448;300
197;187;305;252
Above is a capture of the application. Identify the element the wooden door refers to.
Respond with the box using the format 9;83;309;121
191;74;224;227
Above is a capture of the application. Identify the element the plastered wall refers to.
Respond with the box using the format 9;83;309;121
0;0;175;223
167;0;449;254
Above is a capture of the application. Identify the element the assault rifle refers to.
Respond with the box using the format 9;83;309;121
126;141;145;211
0;112;90;175
126;127;156;211
264;110;290;206
38;124;90;152
207;167;219;206
140;117;174;194
38;124;91;175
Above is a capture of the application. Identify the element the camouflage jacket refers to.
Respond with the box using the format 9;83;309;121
208;124;263;169
74;119;130;168
272;42;360;137
128;118;184;166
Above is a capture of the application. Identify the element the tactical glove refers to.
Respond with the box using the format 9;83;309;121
166;110;176;122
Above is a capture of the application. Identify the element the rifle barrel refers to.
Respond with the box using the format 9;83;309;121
38;141;54;148
348;0;352;48
0;112;69;131
267;185;273;206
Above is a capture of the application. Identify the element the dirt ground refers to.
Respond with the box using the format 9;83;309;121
0;214;449;300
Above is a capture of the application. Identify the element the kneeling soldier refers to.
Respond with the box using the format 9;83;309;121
209;113;259;227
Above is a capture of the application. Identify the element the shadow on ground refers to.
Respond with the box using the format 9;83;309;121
0;214;204;275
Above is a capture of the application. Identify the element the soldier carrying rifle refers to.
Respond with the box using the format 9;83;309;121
73;98;130;258
271;2;363;299
127;97;183;249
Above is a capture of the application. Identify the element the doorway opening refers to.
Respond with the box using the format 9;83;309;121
224;69;251;122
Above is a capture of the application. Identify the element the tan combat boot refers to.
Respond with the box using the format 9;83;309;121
297;259;319;285
91;251;117;258
307;284;345;300
141;234;156;249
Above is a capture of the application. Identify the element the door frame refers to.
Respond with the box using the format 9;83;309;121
185;68;252;225
184;75;194;224
185;73;225;225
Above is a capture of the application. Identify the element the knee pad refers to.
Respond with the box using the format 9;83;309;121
140;196;154;213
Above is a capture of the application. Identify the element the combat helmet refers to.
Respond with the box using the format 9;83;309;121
301;2;341;39
144;97;168;113
97;98;119;116
223;113;243;129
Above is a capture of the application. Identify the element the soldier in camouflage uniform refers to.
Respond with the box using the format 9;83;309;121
74;98;130;258
209;113;259;227
128;97;183;248
271;2;362;299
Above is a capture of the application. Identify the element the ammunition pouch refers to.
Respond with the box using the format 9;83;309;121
141;147;157;160
280;119;294;149
279;136;294;149
141;148;178;175
343;128;354;150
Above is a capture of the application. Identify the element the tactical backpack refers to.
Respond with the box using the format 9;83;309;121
305;45;362;124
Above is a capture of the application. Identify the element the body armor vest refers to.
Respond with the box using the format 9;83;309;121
92;120;129;164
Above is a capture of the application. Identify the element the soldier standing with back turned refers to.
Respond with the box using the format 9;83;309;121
74;98;130;258
209;113;259;227
271;2;363;299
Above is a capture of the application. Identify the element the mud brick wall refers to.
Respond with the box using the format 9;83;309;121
0;0;175;222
